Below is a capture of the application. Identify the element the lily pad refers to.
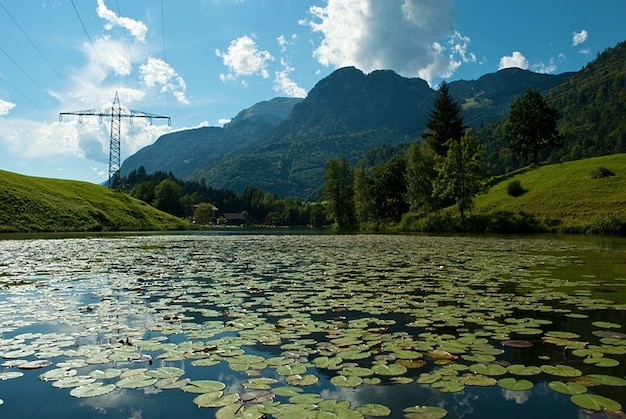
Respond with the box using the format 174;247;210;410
570;394;622;411
506;364;542;376
0;371;24;380
194;392;240;408
355;403;391;417
468;363;507;376
69;383;116;398
145;367;185;379
497;377;533;391
331;375;363;387
403;405;447;419
541;364;582;377
182;379;226;393
271;386;303;397
116;374;157;389
586;374;626;386
371;363;407;376
547;381;588;395
582;357;620;367
286;374;319;386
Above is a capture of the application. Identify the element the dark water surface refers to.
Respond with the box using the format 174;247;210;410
0;232;624;418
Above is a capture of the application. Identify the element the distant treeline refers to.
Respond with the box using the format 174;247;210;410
115;166;328;226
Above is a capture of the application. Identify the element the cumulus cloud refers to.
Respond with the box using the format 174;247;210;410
572;30;588;46
304;0;460;84
274;61;307;98
532;58;557;74
215;35;274;81
498;51;529;70
97;0;148;43
140;57;189;104
0;98;16;117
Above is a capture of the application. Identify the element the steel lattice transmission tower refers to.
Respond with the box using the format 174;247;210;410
60;92;171;188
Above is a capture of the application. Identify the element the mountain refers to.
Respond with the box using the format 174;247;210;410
121;64;577;198
121;97;302;179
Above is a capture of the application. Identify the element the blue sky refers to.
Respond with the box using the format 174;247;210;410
0;0;623;184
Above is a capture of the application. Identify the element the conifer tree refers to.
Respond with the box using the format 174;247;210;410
422;81;466;156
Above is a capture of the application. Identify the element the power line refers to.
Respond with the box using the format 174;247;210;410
0;1;73;93
0;45;59;106
0;73;48;115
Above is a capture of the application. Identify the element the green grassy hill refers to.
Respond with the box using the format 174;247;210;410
0;170;188;233
472;154;626;233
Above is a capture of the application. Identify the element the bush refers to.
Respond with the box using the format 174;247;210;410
506;180;526;197
589;166;615;179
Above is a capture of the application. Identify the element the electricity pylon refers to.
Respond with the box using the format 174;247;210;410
60;92;171;188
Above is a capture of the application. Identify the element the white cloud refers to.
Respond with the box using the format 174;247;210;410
0;98;16;117
96;0;148;43
215;35;274;81
304;0;458;84
274;61;307;98
140;57;189;104
532;58;557;74
498;51;529;70
572;30;588;46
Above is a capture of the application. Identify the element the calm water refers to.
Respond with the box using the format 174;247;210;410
0;232;624;418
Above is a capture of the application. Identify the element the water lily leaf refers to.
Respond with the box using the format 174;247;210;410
69;383;116;398
340;366;374;377
18;360;51;370
88;368;121;380
460;374;497;387
497;378;533;391
276;364;307;376
570;394;622;411
355;403;391;417
468;363;507;376
194;392;239;408
592;321;621;329
52;375;97;389
547;381;588;395
116;374;157;389
240;390;274;404
182;379;226;393
501;340;533;348
541;365;582;377
0;371;24;380
431;379;465;393
586;374;626;386
286;374;319;386
403;405;447;419
289;393;324;404
371;363;407;376
331;375;363;387
242;377;278;390
145;366;185;379
583;357;620;367
506;364;542;376
271;386;303;397
154;377;191;390
336;349;371;360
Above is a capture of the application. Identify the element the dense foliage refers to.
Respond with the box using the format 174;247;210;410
117;166;329;227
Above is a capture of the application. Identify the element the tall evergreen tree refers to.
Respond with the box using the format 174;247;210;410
322;157;357;231
422;81;467;156
503;88;564;164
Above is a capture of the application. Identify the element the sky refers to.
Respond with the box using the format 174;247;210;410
0;0;623;184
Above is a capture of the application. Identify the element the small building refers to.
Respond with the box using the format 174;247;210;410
220;212;247;226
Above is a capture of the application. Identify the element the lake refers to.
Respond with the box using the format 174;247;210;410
0;232;625;418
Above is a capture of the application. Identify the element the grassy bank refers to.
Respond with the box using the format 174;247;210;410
0;170;188;233
472;154;626;233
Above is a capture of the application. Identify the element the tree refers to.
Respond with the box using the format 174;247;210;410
371;155;409;222
406;141;438;214
422;81;466;157
193;203;215;224
153;178;184;217
503;88;564;164
432;130;483;229
322;157;357;230
353;167;378;228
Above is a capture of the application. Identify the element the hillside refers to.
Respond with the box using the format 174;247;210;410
121;65;572;198
472;154;626;233
0;170;187;233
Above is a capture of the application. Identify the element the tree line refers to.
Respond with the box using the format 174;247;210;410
115;167;329;227
323;83;563;231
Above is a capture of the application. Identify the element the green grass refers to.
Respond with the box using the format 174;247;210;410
0;170;189;233
472;154;626;233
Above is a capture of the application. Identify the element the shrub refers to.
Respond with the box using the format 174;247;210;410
506;180;526;197
589;166;615;179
